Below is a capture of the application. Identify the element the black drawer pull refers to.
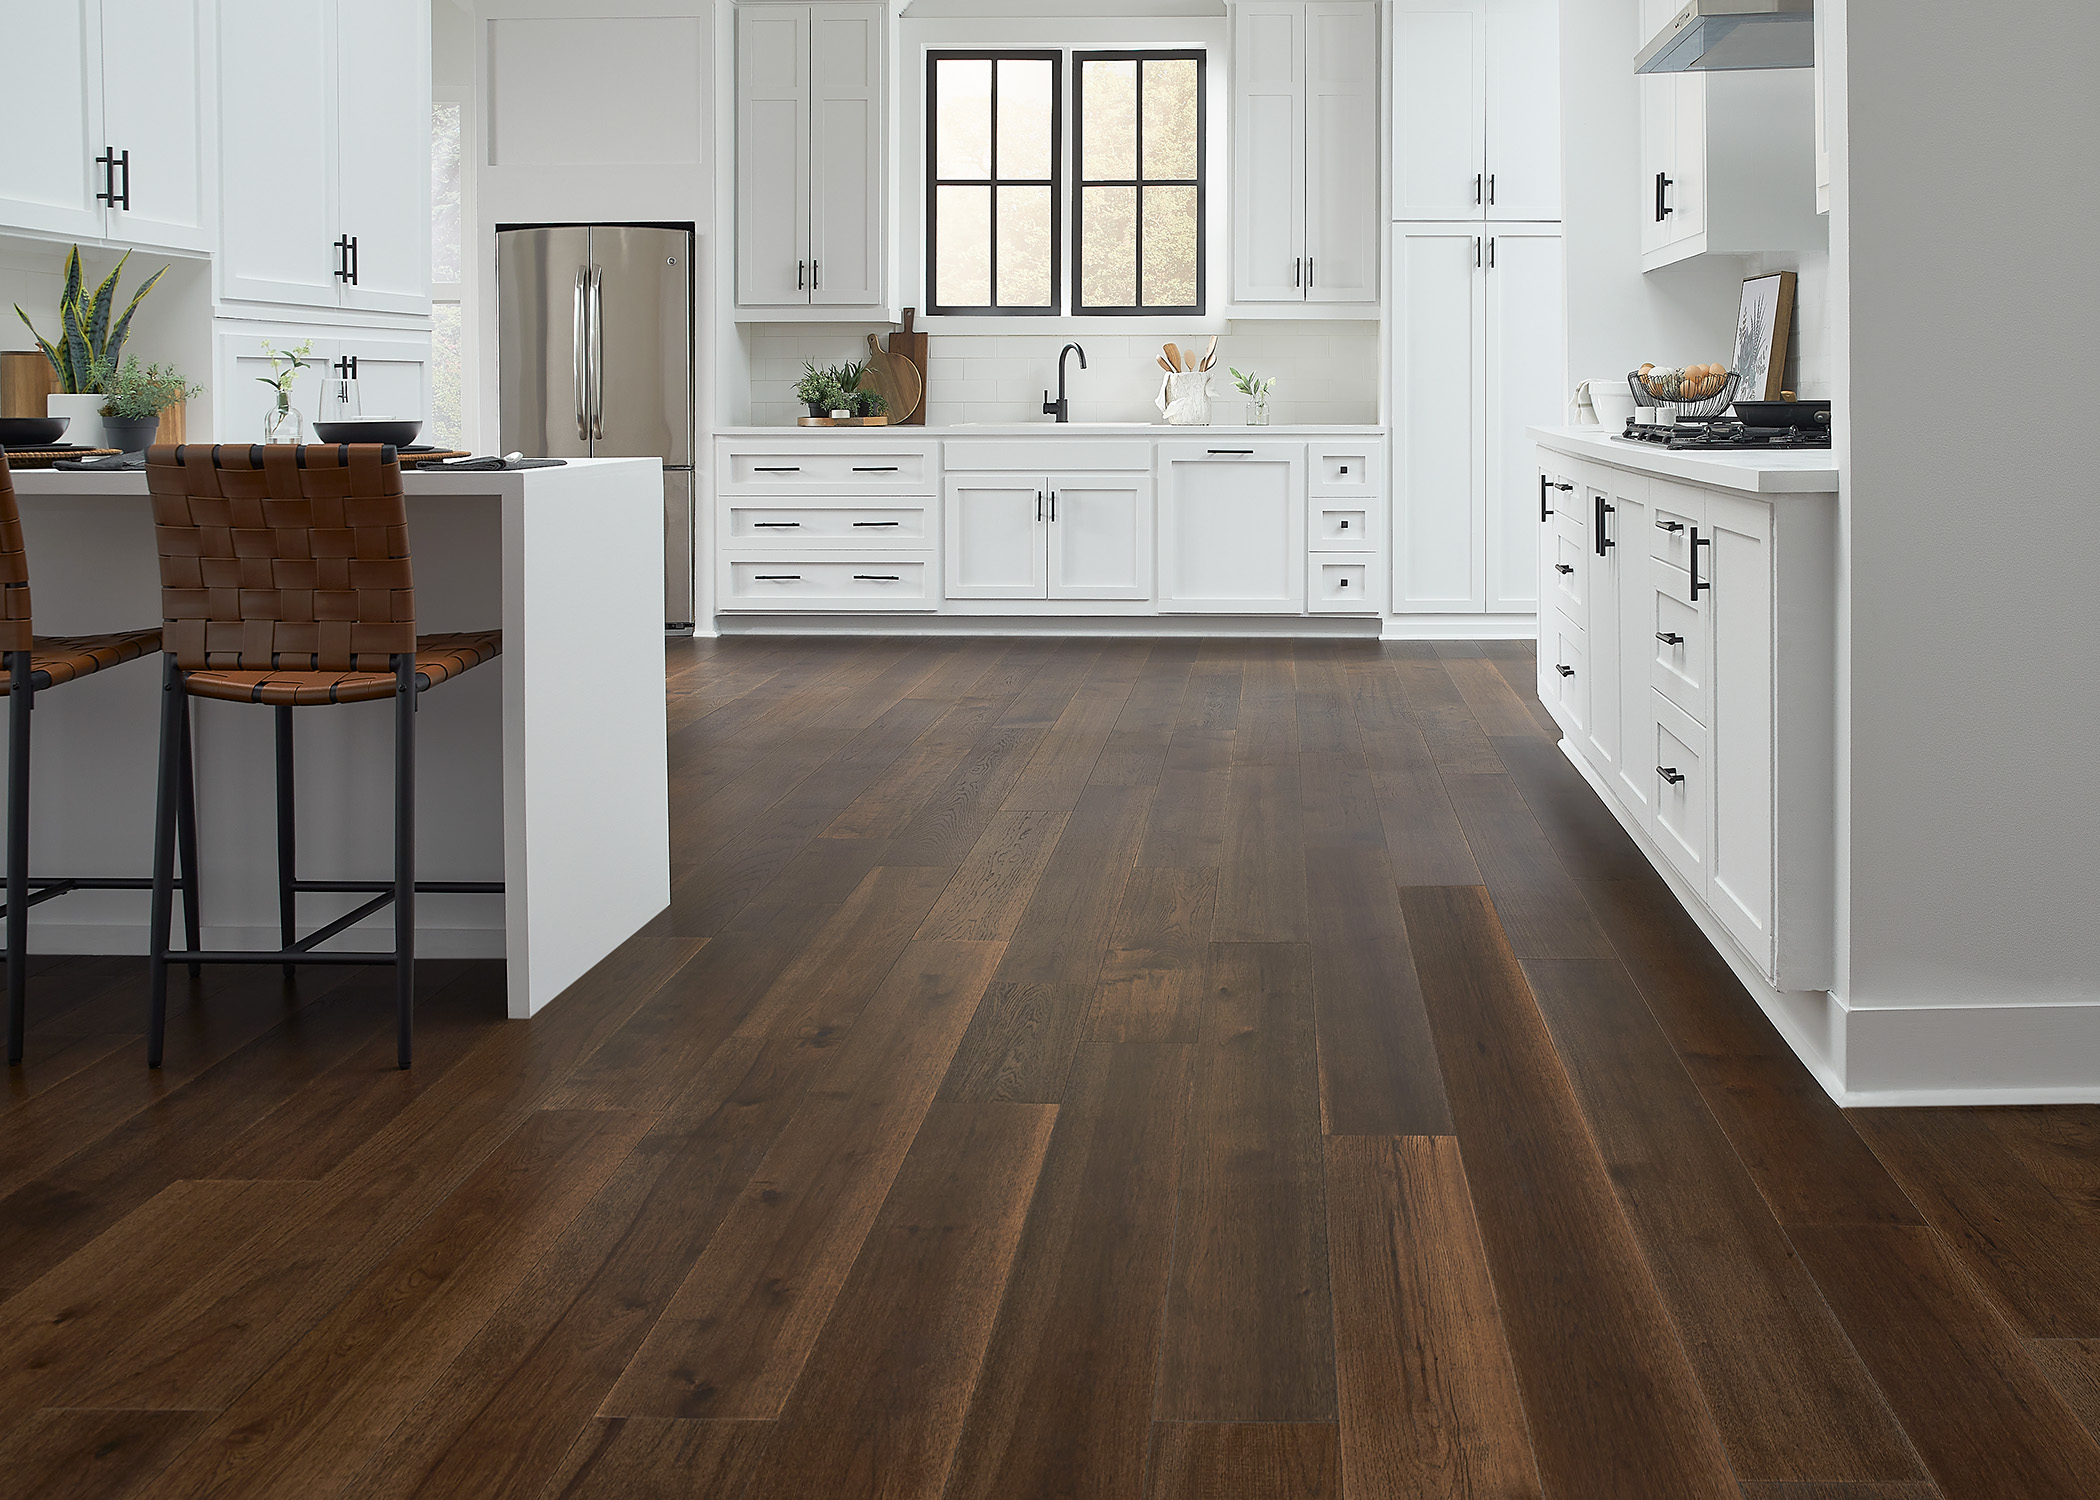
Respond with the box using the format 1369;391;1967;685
854;574;902;582
1338;519;1350;529
754;574;802;582
1555;664;1575;678
751;521;801;528
852;465;900;472
1555;564;1574;575
1337;577;1350;587
1655;518;1685;533
753;465;802;473
1207;449;1254;456
1691;529;1712;600
1540;474;1553;521
1552;482;1574;492
1658;766;1686;786
1656;631;1684;646
852;520;901;527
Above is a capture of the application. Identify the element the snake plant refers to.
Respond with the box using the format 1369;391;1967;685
13;246;167;394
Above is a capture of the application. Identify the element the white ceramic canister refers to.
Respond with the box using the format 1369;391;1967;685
47;393;108;450
1157;371;1212;426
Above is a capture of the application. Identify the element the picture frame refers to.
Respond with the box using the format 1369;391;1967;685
1735;271;1798;401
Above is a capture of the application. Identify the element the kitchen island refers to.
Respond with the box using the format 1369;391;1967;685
6;457;669;1020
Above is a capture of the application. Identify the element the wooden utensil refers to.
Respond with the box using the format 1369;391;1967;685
1158;357;1176;374
1163;344;1181;372
1199;335;1218;371
861;333;924;425
887;309;928;426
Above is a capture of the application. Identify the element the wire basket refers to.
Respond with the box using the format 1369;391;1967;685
1627;369;1741;421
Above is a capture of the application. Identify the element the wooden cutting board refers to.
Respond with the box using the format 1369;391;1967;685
860;333;924;427
887;309;928;427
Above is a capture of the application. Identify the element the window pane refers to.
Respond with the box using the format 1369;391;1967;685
1082;59;1137;179
1080;185;1137;308
997;185;1053;306
936;184;991;305
1142;58;1199;180
429;302;463;449
1142;184;1199;307
431;101;462;283
996;58;1053;179
936;57;991;178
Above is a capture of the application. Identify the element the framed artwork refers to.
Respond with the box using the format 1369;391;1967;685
1735;271;1797;400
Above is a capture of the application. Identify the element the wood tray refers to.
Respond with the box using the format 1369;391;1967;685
3;448;121;469
797;416;891;427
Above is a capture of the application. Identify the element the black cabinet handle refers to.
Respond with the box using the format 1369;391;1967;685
1658;766;1686;785
754;574;801;581
751;521;802;528
1540;474;1552;521
333;355;358;380
1691;528;1711;599
1037;490;1044;522
854;574;901;582
1338;519;1350;529
334;234;359;284
1338;577;1350;587
1475;172;1483;205
1049;491;1057;522
116;148;130;210
1553;482;1574;492
1556;664;1575;678
852;465;899;472
813;261;820;288
1656;631;1684;646
95;147;116;206
797;261;806;291
1488;172;1496;205
1488;236;1496;269
1555;564;1574;575
1208;449;1254;456
1655;518;1685;533
753;466;802;473
852;520;900;528
1656;172;1674;222
1595;495;1617;555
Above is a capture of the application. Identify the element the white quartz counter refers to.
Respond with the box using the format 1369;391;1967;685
6;458;669;1019
1528;424;1838;496
715;422;1386;436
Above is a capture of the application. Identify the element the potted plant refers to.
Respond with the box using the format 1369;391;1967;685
13;246;167;451
99;357;203;453
256;339;313;443
1229;367;1275;426
795;360;845;418
793;359;886;422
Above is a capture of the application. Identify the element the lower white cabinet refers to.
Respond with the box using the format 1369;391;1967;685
944;472;1152;603
1536;442;1836;991
213;327;430;443
1158;442;1307;612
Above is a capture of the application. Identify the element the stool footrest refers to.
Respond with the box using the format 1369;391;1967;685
162;949;400;967
1;875;192;918
290;880;504;895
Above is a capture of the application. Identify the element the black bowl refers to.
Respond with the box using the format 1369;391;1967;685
312;419;423;447
1733;399;1831;429
0;415;71;446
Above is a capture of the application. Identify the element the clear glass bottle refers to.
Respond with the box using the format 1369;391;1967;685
263;400;303;445
1246;398;1270;426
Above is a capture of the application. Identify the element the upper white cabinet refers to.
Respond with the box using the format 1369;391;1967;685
1392;224;1563;613
218;0;429;314
0;0;212;253
1158;441;1307;611
736;2;886;310
1231;1;1379;305
1391;0;1559;222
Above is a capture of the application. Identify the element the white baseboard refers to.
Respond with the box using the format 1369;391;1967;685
1382;613;1537;641
715;614;1385;638
1554;736;2100;1107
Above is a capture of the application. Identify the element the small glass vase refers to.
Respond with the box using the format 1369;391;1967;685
1246;399;1270;427
263;402;303;445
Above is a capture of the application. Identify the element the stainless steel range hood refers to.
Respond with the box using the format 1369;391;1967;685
1635;0;1814;74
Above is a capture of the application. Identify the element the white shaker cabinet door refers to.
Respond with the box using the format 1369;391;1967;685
99;0;212;253
1581;477;1621;776
946;474;1046;600
1705;491;1776;975
1605;475;1657;825
1484;228;1564;612
1158;443;1306;613
335;0;430;315
737;4;813;307
0;0;106;241
1483;0;1560;221
1638;73;1675;257
219;0;341;308
1049;475;1152;602
1303;2;1379;303
808;3;883;308
1389;2;1485;222
1231;1;1306;303
1392;227;1485;611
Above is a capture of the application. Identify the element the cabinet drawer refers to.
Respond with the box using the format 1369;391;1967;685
1545;610;1589;737
1310;558;1376;612
1648;481;1708;568
725;501;930;546
1648;690;1709;889
1549;526;1587;626
720;554;935;611
719;444;936;495
1312;502;1375;551
1648;558;1709;724
1309;440;1383;497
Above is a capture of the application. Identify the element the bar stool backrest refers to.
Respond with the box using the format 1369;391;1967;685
145;444;415;673
0;454;29;651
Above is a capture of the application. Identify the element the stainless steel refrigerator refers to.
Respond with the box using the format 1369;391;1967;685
496;223;696;631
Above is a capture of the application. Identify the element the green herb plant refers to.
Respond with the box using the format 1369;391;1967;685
1228;366;1274;404
795;358;886;418
13;246;168;394
100;357;203;421
257;339;314;414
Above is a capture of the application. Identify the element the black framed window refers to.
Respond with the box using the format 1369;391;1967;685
927;52;1062;315
1075;51;1205;315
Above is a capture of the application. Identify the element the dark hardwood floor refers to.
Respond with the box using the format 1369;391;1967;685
5;635;2099;1499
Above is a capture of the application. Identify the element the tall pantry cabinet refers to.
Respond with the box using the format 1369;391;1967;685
1388;0;1564;615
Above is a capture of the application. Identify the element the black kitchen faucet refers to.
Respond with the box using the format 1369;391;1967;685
1043;343;1087;423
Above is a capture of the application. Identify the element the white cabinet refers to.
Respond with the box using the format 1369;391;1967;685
218;0;428;313
945;473;1152;603
0;0;212;252
1231;1;1379;305
1391;0;1559;222
736;2;886;310
214;327;431;443
1392;225;1563;613
1158;442;1306;612
1639;53;1822;269
717;436;938;612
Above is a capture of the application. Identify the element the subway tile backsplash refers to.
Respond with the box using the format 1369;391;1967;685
745;322;1381;427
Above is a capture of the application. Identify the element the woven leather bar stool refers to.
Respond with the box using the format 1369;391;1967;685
3;452;201;1064
143;443;502;1069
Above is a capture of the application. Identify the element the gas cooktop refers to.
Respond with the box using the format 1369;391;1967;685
1615;417;1831;452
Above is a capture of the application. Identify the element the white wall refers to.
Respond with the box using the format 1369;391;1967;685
1836;0;2100;1037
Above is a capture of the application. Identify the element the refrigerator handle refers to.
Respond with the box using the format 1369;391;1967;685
589;264;605;441
572;266;590;442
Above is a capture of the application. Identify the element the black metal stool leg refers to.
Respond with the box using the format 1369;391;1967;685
394;656;415;1069
176;694;202;979
146;658;185;1069
275;705;296;977
6;651;32;1066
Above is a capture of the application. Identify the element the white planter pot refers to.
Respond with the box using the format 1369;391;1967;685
47;393;107;450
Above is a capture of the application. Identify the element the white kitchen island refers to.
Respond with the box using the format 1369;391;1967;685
5;457;669;1020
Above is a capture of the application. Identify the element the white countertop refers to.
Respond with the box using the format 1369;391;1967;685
1529;425;1838;496
716;423;1385;437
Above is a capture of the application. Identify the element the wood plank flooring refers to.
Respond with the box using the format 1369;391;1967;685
4;634;2099;1498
